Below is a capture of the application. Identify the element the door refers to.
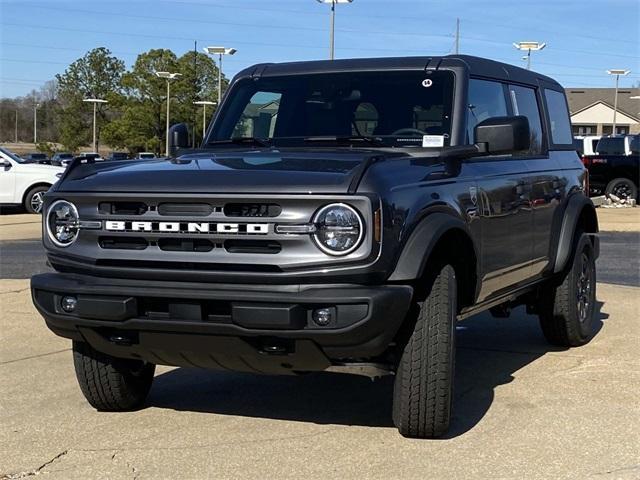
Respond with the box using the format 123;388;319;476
0;153;16;204
465;79;534;301
508;84;562;277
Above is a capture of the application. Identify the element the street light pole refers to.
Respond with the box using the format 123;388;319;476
155;71;182;157
513;41;546;70
83;98;108;152
607;69;630;135
204;47;236;105
33;103;40;144
193;101;217;141
316;0;353;60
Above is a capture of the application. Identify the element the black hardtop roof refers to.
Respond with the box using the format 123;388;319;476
237;54;562;89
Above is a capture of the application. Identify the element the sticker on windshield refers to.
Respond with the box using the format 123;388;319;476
422;135;445;147
421;79;433;88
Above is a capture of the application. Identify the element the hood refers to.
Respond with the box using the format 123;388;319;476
18;162;64;173
57;149;401;194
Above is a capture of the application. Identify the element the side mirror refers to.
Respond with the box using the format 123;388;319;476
1;159;11;170
168;123;191;157
474;115;530;155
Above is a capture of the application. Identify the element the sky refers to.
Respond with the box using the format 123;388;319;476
0;0;639;98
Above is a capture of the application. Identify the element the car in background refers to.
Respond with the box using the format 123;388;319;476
23;152;51;164
0;147;64;213
136;152;156;159
595;135;637;156
584;134;639;200
75;152;104;162
51;152;74;167
573;135;600;158
107;152;129;161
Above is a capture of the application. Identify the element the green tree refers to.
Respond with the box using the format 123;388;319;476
55;47;125;151
102;49;225;153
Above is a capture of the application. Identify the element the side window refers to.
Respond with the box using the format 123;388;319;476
544;89;573;145
352;102;378;136
509;85;544;155
467;79;507;143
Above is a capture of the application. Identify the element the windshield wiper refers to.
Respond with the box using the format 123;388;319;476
208;137;272;147
303;135;386;146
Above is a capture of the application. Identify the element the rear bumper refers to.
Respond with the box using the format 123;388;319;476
31;273;413;374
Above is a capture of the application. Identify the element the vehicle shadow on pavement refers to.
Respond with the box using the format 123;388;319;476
150;303;607;437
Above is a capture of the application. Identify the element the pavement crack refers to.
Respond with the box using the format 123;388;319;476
592;464;640;476
1;450;69;479
0;348;70;366
0;287;30;295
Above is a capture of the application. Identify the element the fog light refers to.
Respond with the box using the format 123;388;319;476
312;308;333;326
61;296;77;313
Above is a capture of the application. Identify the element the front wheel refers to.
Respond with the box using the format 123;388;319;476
393;264;457;438
73;341;155;411
538;233;596;347
24;185;49;214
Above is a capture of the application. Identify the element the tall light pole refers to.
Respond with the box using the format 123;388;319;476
203;47;236;105
316;0;353;60
33;103;40;144
193;101;217;141
83;98;108;152
513;41;546;70
607;69;630;135
155;71;182;156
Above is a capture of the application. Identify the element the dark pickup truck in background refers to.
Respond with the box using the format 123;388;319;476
583;134;640;200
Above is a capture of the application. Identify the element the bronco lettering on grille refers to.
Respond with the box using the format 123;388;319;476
104;221;269;234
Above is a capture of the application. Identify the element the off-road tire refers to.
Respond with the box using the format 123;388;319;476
605;177;637;202
72;341;155;411
393;264;457;438
538;233;596;347
24;185;49;214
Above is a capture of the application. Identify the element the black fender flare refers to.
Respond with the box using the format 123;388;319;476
388;213;477;282
554;194;599;273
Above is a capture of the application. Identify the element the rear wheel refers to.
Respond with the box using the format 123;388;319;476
605;177;637;202
24;185;49;214
393;264;457;438
73;341;155;411
538;233;596;347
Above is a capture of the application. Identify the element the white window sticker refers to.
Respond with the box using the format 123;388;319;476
422;135;445;148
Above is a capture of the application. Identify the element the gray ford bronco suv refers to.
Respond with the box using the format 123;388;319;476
32;55;599;438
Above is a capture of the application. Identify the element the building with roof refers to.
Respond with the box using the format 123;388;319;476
566;88;640;136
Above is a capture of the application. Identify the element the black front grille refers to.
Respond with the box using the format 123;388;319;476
224;240;281;254
224;203;282;217
158;238;220;252
99;237;148;250
158;203;218;216
99;202;148;215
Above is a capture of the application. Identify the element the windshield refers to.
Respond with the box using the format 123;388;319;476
0;147;27;163
209;71;454;148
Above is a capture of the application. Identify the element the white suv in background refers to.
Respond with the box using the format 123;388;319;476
0;147;64;213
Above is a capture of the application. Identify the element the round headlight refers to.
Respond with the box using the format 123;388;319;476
312;203;364;256
46;200;80;247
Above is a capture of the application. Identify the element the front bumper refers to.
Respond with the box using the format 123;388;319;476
31;273;413;375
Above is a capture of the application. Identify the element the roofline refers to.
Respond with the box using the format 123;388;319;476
570;100;640;122
233;54;563;89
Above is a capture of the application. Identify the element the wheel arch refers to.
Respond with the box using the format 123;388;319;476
554;194;599;274
388;213;479;309
21;182;52;206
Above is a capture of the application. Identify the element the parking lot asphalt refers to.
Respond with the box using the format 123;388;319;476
1;208;639;479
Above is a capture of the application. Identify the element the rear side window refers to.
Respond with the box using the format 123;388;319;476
509;85;544;155
596;137;625;155
467;79;508;143
544;89;573;145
